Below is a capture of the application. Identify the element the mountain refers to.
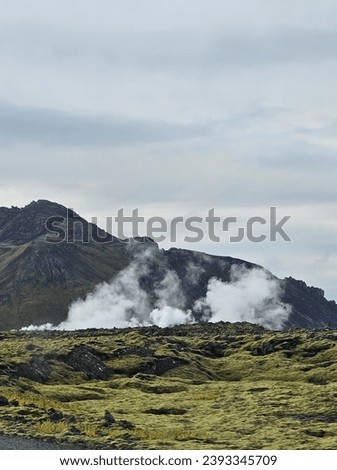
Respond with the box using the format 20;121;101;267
0;200;130;329
0;199;336;330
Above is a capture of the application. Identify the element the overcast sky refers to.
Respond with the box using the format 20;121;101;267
1;0;337;299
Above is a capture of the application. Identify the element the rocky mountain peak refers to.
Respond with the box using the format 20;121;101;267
0;200;65;245
0;200;88;245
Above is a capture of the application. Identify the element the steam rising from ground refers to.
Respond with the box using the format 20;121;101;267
195;266;290;330
56;250;192;330
25;251;291;331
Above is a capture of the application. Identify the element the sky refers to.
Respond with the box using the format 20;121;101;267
1;0;337;299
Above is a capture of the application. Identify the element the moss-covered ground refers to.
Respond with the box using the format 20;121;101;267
0;322;337;449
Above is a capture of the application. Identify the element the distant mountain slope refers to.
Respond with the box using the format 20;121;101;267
0;200;130;329
0;200;336;330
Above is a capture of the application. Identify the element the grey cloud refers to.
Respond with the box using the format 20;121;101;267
0;118;335;213
2;25;337;72
0;102;212;147
253;138;337;173
209;31;337;68
298;120;337;140
126;30;337;71
0;0;337;302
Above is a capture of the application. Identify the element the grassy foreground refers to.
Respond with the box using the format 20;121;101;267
0;322;337;449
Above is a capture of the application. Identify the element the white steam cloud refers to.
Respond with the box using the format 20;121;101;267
24;253;291;331
57;249;191;330
195;266;291;330
154;270;186;309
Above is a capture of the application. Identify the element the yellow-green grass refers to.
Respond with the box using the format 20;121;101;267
0;323;337;449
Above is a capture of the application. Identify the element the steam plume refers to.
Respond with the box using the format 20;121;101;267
24;254;291;331
194;266;291;330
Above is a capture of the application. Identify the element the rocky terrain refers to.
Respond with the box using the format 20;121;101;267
0;322;337;449
0;199;336;330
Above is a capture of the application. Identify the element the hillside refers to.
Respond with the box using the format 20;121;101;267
0;199;336;330
0;200;130;329
0;322;337;449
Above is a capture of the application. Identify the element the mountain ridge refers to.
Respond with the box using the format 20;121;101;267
0;200;336;330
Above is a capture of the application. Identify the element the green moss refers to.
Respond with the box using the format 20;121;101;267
0;323;337;449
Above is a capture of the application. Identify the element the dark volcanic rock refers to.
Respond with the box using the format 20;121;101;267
138;357;188;376
200;342;225;358
118;420;135;430
251;337;301;356
0;396;9;406
112;346;154;358
65;345;113;380
47;408;64;422
113;355;188;377
69;426;82;435
16;356;51;383
103;410;116;426
282;277;337;329
295;413;337;424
